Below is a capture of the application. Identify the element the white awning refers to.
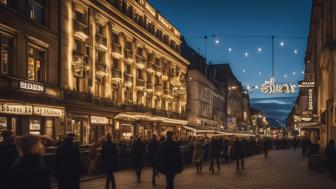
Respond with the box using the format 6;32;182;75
115;112;188;125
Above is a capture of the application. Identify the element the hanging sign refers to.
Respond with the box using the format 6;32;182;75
34;106;63;117
0;103;33;115
298;81;315;88
19;81;45;92
91;116;108;124
261;79;295;94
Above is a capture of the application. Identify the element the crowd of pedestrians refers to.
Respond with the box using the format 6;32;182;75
1;129;336;189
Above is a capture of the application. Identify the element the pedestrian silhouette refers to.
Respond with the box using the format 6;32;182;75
130;136;146;182
147;134;159;185
101;133;119;189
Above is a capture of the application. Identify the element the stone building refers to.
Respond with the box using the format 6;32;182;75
60;0;189;143
182;39;226;133
0;0;65;138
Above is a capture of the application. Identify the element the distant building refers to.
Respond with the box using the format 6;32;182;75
209;64;252;132
182;38;226;132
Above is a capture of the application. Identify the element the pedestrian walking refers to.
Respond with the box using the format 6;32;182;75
233;137;244;170
209;137;220;174
192;136;204;174
101;134;119;189
156;131;182;189
0;131;18;189
10;135;51;189
263;139;270;158
130;136;146;182
222;138;229;163
55;133;81;189
147;134;159;185
325;140;336;179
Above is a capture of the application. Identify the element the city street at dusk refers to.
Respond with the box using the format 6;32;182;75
1;0;336;189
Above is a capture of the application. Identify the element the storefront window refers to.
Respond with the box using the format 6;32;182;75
1;35;11;75
45;119;53;138
29;118;41;135
0;117;7;133
27;45;45;82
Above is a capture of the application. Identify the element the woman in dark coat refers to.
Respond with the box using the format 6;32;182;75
101;134;119;189
156;131;182;189
10;135;51;189
325;140;336;178
233;137;244;170
130;136;146;182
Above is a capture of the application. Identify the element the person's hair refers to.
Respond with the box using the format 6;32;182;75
16;135;42;155
106;133;112;140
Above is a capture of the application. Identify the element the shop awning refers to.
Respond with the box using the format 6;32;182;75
182;125;218;133
115;112;188;125
213;131;256;137
300;122;320;130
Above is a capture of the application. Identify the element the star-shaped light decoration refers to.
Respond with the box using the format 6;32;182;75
280;41;285;47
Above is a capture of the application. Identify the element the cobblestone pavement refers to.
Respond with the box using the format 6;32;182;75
76;149;336;189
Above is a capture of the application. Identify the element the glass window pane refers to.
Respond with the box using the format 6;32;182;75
1;46;8;74
27;57;35;80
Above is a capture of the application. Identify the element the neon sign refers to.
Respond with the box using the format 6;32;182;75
260;78;295;94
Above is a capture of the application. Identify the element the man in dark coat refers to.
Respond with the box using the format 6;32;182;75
10;135;51;189
101;133;119;189
0;131;18;189
233;137;244;170
156;131;182;189
130;136;146;182
147;134;159;185
208;137;220;174
325;140;336;178
263;139;270;158
55;133;81;189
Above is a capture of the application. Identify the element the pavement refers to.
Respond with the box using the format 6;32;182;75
54;149;336;189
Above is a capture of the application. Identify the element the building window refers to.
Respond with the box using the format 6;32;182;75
125;87;132;103
74;39;81;54
96;25;104;36
112;58;119;69
137;69;143;80
74;11;87;25
112;33;119;44
112;83;119;103
28;0;46;25
95;77;104;97
0;0;7;5
1;35;11;75
125;41;132;51
125;64;131;74
27;45;45;82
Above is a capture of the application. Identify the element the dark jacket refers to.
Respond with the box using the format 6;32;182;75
101;140;119;173
325;143;336;171
130;139;146;168
55;139;81;189
0;142;18;189
208;138;220;158
156;137;182;175
263;140;270;151
147;138;159;165
10;154;51;189
233;140;244;159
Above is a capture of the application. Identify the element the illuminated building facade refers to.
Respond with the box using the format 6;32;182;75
60;0;188;143
0;0;65;138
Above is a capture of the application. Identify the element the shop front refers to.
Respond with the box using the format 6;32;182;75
65;105;115;145
0;101;64;139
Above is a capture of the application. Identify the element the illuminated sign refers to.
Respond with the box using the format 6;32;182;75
298;81;315;88
308;89;313;111
261;79;295;94
19;81;45;92
0;103;33;115
91;116;108;124
34;106;63;117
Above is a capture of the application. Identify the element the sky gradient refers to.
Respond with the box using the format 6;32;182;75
149;0;313;121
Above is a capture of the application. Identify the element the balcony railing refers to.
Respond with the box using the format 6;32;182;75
163;88;172;97
136;79;145;89
155;84;162;91
112;68;122;81
146;82;153;89
74;20;89;40
153;64;162;73
96;34;107;49
124;72;133;87
124;49;133;61
112;43;122;57
136;55;145;69
96;61;107;76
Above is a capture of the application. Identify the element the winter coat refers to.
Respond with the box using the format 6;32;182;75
232;140;244;159
192;140;204;163
10;154;51;189
130;139;146;168
156;138;182;175
101;140;119;173
0;142;18;189
147;138;159;165
55;140;81;189
325;143;336;172
208;139;221;158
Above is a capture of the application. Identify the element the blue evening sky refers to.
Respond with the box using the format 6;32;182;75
149;0;313;121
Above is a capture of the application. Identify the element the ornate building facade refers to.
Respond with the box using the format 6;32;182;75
60;0;188;143
0;0;65;139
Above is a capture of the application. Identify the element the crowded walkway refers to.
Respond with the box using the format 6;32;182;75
62;149;335;189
